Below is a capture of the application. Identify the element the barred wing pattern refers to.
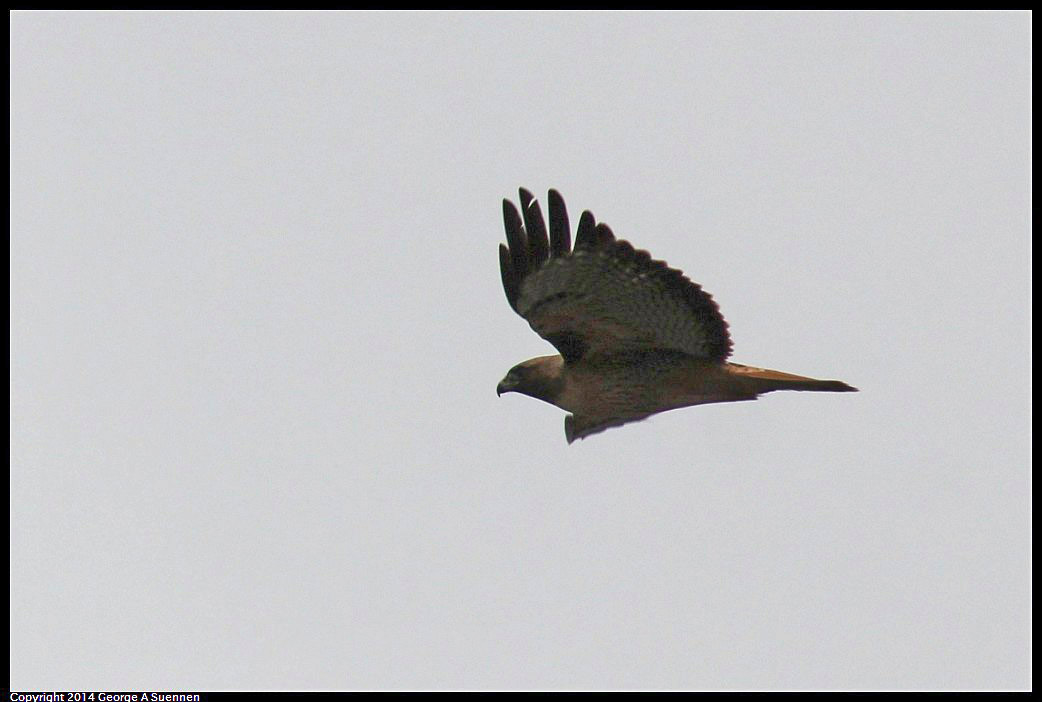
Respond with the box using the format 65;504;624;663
499;188;732;364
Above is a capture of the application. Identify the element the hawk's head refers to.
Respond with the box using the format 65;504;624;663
496;355;565;406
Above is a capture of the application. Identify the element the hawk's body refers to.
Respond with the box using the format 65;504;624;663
496;188;857;443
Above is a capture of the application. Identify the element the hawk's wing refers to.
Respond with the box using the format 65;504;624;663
499;188;732;364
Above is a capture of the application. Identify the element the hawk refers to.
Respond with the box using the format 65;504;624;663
496;187;857;444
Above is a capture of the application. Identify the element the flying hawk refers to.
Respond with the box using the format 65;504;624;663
496;188;857;444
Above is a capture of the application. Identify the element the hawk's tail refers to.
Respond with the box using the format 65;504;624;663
726;363;858;394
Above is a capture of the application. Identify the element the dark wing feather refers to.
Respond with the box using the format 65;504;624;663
521;194;550;268
498;243;520;312
498;188;733;363
574;211;598;250
547;189;570;257
502;200;528;283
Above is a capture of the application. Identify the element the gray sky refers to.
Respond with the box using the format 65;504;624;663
10;11;1031;691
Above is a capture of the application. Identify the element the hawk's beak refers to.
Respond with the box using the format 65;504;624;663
496;375;516;396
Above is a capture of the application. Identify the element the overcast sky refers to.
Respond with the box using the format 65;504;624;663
10;11;1031;691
